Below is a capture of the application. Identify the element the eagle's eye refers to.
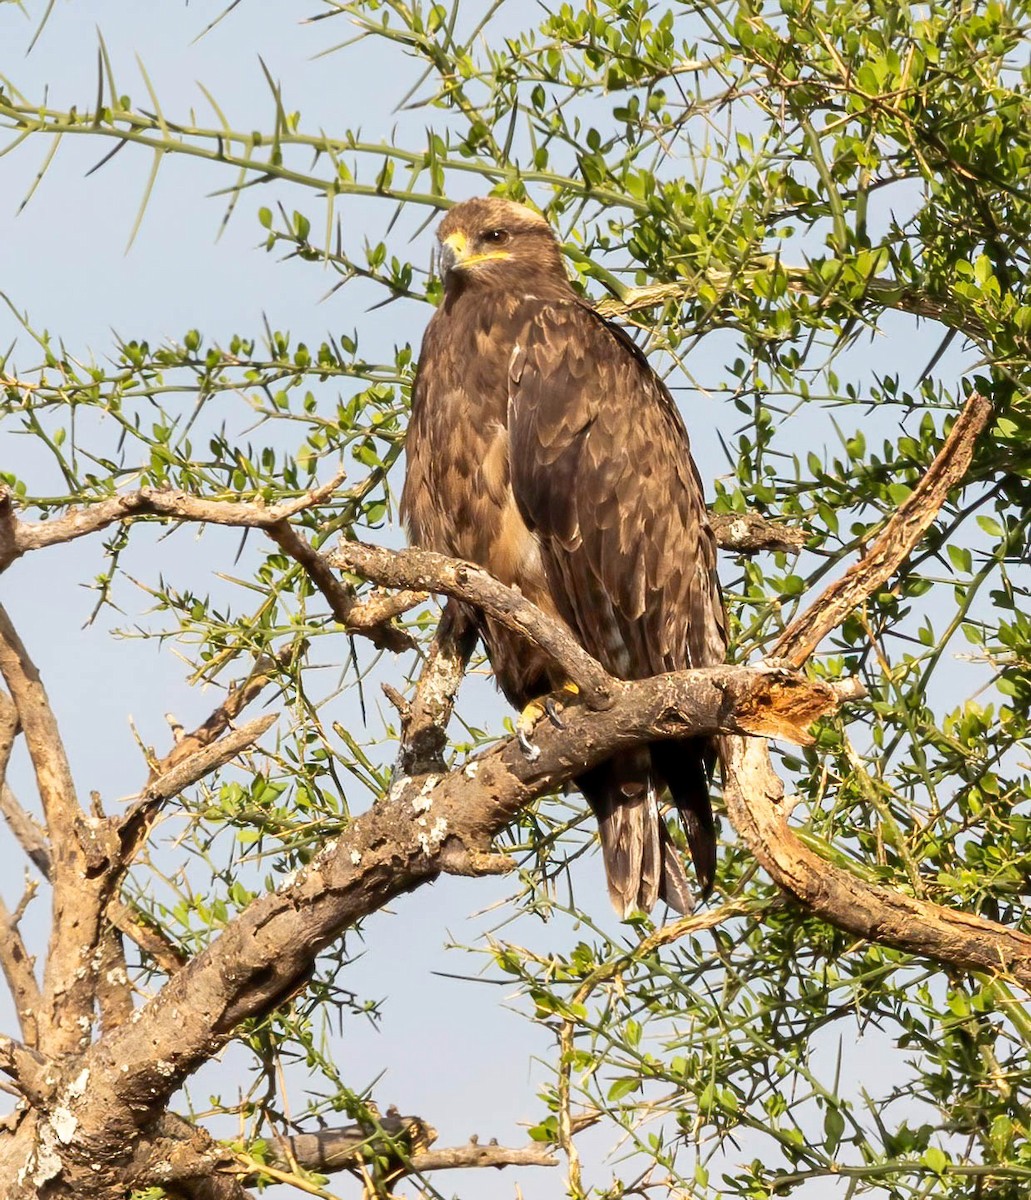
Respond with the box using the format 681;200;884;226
482;228;510;246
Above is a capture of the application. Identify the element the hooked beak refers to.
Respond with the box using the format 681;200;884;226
438;231;467;280
438;237;461;279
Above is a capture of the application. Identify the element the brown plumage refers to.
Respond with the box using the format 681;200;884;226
401;197;727;916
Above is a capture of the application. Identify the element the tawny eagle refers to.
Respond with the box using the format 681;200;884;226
401;197;726;916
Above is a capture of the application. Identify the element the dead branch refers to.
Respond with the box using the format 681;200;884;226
719;390;1001;979
772;391;992;666
720;736;1031;978
708;510;807;553
0;476;345;565
94;927;134;1034
396;600;478;775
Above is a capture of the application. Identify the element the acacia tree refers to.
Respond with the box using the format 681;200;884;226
0;1;1029;1198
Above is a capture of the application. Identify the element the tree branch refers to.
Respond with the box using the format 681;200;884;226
0;886;42;1048
395;600;478;775
332;543;617;709
772;391;992;666
0;604;105;1058
720;736;1031;979
720;390;1003;980
708;510;807;553
37;657;858;1180
0;481;414;653
118;714;278;870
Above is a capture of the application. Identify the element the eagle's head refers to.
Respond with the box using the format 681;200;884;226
435;197;570;295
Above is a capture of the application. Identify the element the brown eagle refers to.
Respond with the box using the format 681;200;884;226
401;197;726;916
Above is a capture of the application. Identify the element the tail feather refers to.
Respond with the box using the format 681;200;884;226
578;752;659;917
578;749;713;918
650;737;719;899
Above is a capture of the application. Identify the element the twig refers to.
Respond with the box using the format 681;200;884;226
119;713;278;864
147;650;291;782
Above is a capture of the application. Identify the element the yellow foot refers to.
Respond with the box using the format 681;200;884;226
516;683;580;760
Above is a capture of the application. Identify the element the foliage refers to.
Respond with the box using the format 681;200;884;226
1;0;1030;1197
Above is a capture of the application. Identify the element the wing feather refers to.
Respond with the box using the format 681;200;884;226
508;302;725;679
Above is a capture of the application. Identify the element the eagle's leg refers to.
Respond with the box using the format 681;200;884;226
515;682;581;760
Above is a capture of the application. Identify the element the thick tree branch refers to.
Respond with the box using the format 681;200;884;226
772;391;992;666
25;658;855;1193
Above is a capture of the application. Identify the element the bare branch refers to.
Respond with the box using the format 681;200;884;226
708;510;807;553
94;927;134;1034
0;482;415;653
0;476;345;566
0;886;42;1047
332;543;617;709
146;650;292;783
772;391;992;666
721;734;1031;980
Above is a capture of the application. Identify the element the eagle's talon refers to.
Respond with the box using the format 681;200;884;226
544;697;566;729
517;729;541;761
